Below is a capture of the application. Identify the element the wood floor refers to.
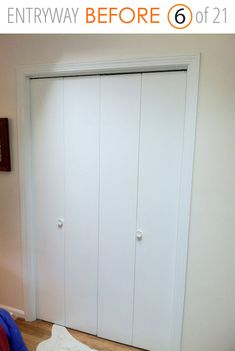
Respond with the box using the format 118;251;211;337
16;319;145;351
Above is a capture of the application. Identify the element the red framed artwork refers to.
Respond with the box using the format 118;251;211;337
0;118;11;172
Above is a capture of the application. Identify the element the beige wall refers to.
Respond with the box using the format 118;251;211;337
0;34;234;351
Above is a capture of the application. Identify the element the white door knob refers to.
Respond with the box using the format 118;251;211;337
58;218;64;228
136;229;143;240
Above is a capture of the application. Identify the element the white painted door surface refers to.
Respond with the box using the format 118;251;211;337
133;72;187;350
97;74;141;344
31;71;188;351
31;78;65;325
64;77;100;334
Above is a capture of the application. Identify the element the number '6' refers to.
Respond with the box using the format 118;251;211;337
175;8;186;24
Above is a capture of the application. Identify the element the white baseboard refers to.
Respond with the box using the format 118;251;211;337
0;304;25;319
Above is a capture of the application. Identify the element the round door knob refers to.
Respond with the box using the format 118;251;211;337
58;218;64;228
136;230;143;240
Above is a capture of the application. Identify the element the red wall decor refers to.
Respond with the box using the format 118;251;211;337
0;118;11;172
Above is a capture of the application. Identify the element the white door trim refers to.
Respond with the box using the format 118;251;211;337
17;55;200;351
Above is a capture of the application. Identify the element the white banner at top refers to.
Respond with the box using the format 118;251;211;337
0;0;234;33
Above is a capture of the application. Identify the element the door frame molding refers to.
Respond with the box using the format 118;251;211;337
17;55;200;351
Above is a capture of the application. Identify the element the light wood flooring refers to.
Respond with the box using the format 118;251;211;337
16;319;145;351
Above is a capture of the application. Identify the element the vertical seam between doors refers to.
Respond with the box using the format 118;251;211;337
62;78;66;326
131;73;143;345
96;75;102;336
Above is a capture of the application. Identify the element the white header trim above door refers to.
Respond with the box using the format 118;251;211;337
17;55;200;351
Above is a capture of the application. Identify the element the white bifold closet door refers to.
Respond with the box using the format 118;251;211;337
97;74;141;344
31;71;187;351
63;76;100;334
133;72;186;350
31;78;65;325
32;76;100;334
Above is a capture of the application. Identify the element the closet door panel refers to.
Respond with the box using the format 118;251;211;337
98;74;141;344
133;72;187;350
64;77;100;334
31;78;65;324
